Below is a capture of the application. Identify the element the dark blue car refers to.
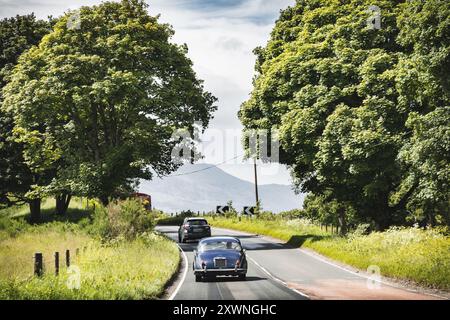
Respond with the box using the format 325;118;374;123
193;236;247;282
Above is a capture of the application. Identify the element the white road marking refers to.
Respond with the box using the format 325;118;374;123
216;282;225;300
168;243;188;301
247;256;309;299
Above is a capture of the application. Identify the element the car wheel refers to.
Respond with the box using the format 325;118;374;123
238;274;246;280
195;274;202;282
182;237;186;243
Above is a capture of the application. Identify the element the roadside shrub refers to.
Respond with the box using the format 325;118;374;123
278;209;308;220
224;200;238;218
284;218;316;229
179;210;197;217
347;223;371;239
0;217;29;238
258;211;277;220
90;198;155;240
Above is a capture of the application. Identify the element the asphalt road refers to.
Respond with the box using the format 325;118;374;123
156;225;444;300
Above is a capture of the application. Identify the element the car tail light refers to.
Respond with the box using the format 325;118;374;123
183;224;189;230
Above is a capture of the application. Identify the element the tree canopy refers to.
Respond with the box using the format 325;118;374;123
0;14;52;211
239;0;449;230
2;0;217;211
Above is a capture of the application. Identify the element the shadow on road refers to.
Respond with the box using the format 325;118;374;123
202;276;267;283
156;226;332;252
213;234;260;240
243;234;330;251
285;234;328;248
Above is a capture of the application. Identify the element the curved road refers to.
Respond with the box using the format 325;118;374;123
157;225;445;300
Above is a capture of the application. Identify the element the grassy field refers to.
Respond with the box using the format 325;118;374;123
207;216;450;290
0;200;180;300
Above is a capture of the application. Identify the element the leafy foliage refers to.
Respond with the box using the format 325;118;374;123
90;198;156;240
0;14;52;209
2;0;217;205
240;0;450;229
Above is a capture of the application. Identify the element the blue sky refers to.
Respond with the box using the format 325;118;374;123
0;0;295;185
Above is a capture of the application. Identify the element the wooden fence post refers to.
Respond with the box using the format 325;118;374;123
66;249;70;267
54;252;59;276
34;252;43;277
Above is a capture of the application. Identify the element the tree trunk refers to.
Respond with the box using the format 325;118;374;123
427;210;435;227
64;194;72;213
338;206;347;236
56;193;72;215
29;198;41;223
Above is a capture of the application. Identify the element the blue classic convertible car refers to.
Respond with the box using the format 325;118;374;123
193;236;247;282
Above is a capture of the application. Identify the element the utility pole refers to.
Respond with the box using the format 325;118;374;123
253;158;259;206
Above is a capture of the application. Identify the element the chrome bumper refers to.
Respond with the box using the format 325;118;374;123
194;268;247;273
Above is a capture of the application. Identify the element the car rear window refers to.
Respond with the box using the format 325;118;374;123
199;241;241;252
187;219;208;226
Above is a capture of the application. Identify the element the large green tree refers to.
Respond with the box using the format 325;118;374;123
0;14;52;220
240;0;449;231
391;0;450;225
3;0;216;207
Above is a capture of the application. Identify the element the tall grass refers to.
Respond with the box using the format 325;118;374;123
307;227;450;290
0;231;179;299
0;223;89;279
0;199;180;300
209;217;450;290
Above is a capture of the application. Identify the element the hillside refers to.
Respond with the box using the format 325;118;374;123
139;164;304;213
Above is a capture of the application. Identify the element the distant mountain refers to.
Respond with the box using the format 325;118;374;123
139;164;305;213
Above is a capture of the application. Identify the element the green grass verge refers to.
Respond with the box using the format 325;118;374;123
0;200;180;300
208;216;450;290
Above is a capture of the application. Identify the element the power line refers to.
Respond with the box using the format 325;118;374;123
165;154;245;177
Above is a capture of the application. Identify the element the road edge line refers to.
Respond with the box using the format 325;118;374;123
247;256;310;299
168;243;188;301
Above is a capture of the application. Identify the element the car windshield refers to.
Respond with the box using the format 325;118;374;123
199;240;242;252
188;220;208;226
